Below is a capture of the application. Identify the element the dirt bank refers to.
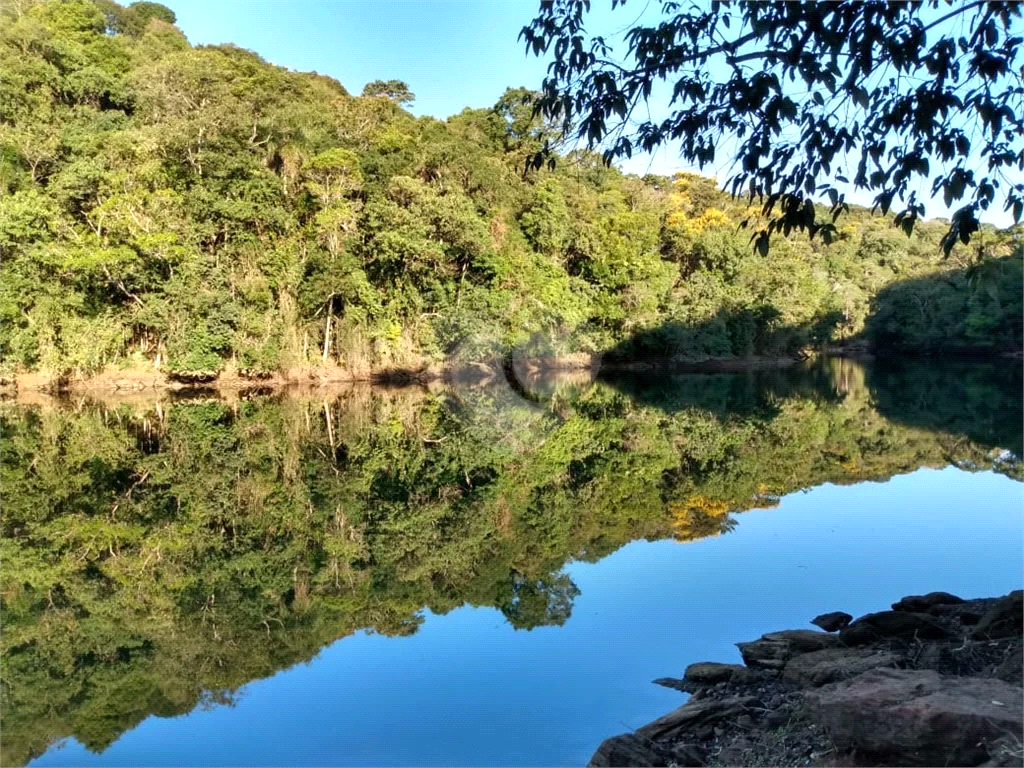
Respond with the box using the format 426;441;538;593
2;353;801;397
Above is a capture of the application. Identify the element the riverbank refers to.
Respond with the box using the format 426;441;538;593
590;590;1023;767
8;343;1020;397
1;353;799;396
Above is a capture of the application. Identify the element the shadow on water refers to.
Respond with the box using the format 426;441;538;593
866;358;1023;459
597;362;843;419
598;356;1022;460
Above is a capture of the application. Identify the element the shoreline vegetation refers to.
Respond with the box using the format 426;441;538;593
5;352;793;394
1;1;1021;391
3;345;1020;397
590;590;1024;768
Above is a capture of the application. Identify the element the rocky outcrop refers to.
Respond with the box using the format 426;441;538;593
782;646;902;687
588;590;1023;767
637;695;759;742
805;668;1023;766
653;662;756;693
588;732;699;767
736;629;840;669
839;610;954;644
972;590;1023;639
891;591;966;612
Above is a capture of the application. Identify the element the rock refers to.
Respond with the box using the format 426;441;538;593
782;646;902;687
914;642;946;670
666;743;705;767
839;610;954;644
972;590;1023;640
737;629;839;669
656;662;757;692
587;734;704;767
684;661;749;684
765;709;789;729
981;734;1024;767
588;733;672;767
926;599;990;625
811;611;853;632
715;737;754;766
651;677;687;693
765;629;843;652
697;722;718;740
892;591;965;612
636;695;758;741
805;667;1023;766
993;644;1023;685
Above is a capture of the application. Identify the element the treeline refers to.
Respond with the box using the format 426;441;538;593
2;358;1021;764
1;0;1021;384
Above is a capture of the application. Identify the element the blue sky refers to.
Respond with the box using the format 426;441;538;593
163;1;1010;225
164;0;691;178
165;1;549;121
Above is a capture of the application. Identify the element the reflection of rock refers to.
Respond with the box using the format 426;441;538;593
811;611;853;632
839;610;954;644
805;668;1023;766
736;629;839;669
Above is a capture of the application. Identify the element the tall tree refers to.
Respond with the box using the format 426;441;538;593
361;79;415;106
522;1;1024;253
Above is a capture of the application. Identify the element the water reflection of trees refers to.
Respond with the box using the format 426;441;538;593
1;359;1019;765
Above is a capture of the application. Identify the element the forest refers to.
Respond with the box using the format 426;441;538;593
2;357;1021;765
1;0;1021;386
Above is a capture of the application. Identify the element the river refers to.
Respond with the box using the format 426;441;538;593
3;357;1021;766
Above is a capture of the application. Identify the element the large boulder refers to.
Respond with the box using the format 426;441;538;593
971;590;1023;640
736;629;839;669
805;667;1023;766
839;610;954;645
782;646;902;687
682;661;752;685
891;592;965;612
811;611;853;632
653;662;760;693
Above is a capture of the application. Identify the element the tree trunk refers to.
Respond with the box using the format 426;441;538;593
322;309;332;363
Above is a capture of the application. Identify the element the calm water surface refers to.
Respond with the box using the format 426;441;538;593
4;358;1021;767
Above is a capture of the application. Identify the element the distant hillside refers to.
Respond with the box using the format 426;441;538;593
1;0;1020;386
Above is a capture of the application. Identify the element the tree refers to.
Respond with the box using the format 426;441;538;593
94;0;175;35
522;1;1024;253
361;78;415;106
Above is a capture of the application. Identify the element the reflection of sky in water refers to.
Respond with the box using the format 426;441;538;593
32;467;1022;768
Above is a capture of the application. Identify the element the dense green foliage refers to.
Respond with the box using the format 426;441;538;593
1;0;1019;383
2;360;1021;765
